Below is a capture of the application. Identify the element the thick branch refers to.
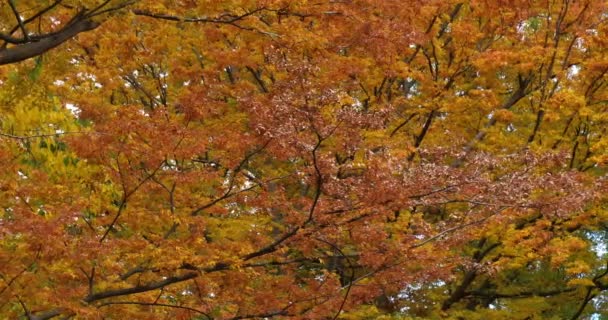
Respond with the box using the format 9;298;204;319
83;272;198;303
0;19;99;65
30;308;68;320
408;109;436;160
441;241;500;310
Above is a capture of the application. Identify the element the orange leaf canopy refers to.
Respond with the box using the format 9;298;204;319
1;0;608;319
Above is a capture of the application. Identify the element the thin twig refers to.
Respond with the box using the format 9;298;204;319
411;207;508;248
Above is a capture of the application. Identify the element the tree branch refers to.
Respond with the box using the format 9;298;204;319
98;301;211;318
100;160;164;242
468;287;576;299
242;226;300;261
0;19;99;65
8;0;29;41
411;207;507;249
83;272;198;303
132;7;266;25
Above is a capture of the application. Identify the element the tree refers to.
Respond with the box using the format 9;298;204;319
1;0;608;319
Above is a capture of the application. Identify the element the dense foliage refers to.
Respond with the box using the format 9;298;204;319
1;1;608;319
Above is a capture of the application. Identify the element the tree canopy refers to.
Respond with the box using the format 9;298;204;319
1;0;608;319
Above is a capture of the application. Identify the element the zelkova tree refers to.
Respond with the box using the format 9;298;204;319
1;0;608;319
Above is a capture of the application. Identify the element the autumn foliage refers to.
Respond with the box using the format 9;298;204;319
1;0;608;319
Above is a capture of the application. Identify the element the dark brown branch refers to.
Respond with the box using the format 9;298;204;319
97;301;211;318
0;2;278;66
8;0;29;40
0;19;99;65
18;297;31;320
0;31;23;44
374;76;388;98
569;262;608;319
0;1;63;46
452;74;534;167
528;109;545;143
569;140;579;169
593;261;608;284
305;132;324;224
100;161;164;242
411;207;507;249
0;1;132;65
390;113;417;137
190;182;258;217
122;74;161;109
132;7;266;30
83;272;198;303
468;287;576;299
0;266;28;297
564;2;590;30
408;109;436;160
314;238;355;320
230;309;291;320
120;266;152;281
0;130;98;140
78;266;96;297
241;257;324;268
85;0;113;17
191;140;270;216
441;241;500;310
246;66;269;93
438;3;464;38
570;287;595;320
242;226;300;261
421;48;436;80
552;113;577;149
442;269;477;311
584;67;608;99
30;308;69;320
